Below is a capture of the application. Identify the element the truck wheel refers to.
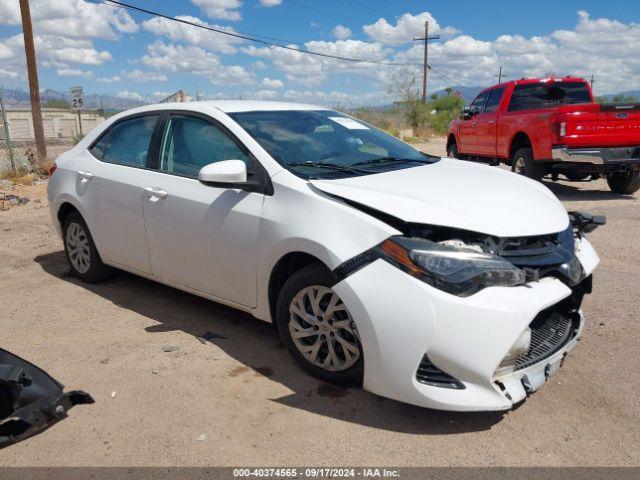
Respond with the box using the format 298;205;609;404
447;143;459;159
512;147;543;181
607;171;640;195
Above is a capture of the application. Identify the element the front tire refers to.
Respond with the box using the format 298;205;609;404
511;147;544;181
607;171;640;194
276;264;363;386
447;142;459;159
62;212;112;282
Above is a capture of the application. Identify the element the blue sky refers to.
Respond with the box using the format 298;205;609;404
1;0;639;105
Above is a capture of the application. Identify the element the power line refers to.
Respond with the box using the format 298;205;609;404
88;0;297;44
97;0;420;67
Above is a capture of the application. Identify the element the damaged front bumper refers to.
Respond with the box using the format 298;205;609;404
333;236;599;412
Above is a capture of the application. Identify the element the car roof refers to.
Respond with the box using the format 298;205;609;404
113;100;330;117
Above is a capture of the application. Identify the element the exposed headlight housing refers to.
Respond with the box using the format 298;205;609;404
379;237;526;297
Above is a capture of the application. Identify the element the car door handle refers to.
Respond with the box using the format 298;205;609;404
143;186;168;200
472;122;478;127
77;170;93;182
488;120;496;124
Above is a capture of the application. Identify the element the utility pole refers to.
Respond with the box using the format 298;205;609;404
590;75;595;90
413;21;440;104
19;0;47;166
497;66;508;84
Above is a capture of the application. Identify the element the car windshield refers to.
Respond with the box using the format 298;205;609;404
229;110;439;179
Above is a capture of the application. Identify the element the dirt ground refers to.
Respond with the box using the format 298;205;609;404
1;138;639;467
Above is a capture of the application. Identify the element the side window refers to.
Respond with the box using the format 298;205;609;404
470;92;489;112
90;115;158;168
159;115;250;178
483;87;505;113
508;84;546;111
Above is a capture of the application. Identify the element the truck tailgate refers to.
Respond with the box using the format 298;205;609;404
561;103;640;148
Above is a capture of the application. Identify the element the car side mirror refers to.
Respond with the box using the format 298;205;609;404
461;107;477;120
198;160;248;187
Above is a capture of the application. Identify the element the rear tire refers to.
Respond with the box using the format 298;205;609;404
607;171;640;194
276;264;363;387
62;212;112;283
447;142;459;159
511;147;544;181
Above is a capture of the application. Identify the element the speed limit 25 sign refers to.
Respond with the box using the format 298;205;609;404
69;86;84;110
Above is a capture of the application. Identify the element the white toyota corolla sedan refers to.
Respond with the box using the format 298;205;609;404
47;101;602;411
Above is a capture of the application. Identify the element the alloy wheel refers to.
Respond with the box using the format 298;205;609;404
288;285;360;372
65;222;91;274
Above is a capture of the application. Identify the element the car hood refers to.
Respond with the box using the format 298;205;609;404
310;158;569;237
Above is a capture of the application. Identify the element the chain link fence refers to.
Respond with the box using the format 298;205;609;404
0;106;102;178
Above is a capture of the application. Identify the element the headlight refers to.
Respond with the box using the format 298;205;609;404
379;237;526;297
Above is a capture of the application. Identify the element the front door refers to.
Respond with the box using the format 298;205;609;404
142;113;263;307
458;91;489;154
475;87;505;157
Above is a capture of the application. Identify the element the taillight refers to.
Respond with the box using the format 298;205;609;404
48;163;57;176
559;121;567;137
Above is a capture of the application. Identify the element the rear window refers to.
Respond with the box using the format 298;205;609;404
508;82;592;112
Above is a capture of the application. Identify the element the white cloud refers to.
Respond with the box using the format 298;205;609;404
259;0;282;6
251;89;279;100
243;39;392;87
142;15;243;54
391;11;640;95
191;0;243;21
261;77;284;89
116;91;144;101
332;25;352;40
363;12;458;46
125;69;168;82
0;68;18;79
56;68;94;78
0;0;139;40
96;75;121;83
142;41;253;85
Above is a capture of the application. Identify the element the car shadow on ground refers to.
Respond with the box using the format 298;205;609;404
35;251;506;435
541;180;637;202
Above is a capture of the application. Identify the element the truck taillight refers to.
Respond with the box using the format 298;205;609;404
48;163;57;176
559;121;567;137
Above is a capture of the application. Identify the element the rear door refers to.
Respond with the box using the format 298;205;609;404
142;112;264;307
475;86;506;157
76;114;160;274
458;91;489;154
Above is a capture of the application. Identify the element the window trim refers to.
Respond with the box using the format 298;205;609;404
470;91;490;113
506;81;591;112
153;110;274;195
483;86;506;114
87;112;163;171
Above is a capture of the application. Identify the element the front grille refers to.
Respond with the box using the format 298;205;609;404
514;309;580;371
416;355;465;389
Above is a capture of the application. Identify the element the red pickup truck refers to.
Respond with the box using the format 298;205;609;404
447;77;640;194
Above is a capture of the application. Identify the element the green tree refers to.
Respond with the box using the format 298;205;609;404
387;68;428;131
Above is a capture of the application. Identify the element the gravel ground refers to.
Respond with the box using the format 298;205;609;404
0;138;638;466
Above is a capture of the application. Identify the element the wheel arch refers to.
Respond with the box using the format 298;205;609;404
508;132;534;164
57;201;81;225
267;251;332;324
446;133;458;151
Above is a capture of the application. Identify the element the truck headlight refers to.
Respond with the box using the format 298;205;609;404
379;237;526;297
